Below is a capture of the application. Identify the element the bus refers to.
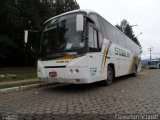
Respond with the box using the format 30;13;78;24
37;9;141;85
148;60;160;69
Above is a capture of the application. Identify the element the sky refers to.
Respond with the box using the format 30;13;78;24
76;0;160;60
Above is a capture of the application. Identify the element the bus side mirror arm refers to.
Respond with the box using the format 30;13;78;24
76;15;84;32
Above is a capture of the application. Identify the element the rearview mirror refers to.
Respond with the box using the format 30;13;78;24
76;15;84;32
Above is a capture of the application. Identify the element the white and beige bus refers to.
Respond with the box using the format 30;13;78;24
37;9;141;85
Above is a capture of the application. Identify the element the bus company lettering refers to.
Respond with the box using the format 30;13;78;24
56;61;69;63
115;47;130;57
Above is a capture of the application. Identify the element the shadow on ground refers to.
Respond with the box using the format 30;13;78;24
42;74;135;93
113;74;136;84
43;82;101;93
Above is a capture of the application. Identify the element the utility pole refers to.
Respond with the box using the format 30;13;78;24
148;47;153;60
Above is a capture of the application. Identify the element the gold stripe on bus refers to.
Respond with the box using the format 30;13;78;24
100;44;108;73
54;56;75;60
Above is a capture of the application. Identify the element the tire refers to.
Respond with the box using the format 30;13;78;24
102;65;114;86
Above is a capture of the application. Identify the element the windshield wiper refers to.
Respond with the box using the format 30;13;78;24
77;33;88;40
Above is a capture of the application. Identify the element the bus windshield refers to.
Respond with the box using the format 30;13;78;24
40;13;86;55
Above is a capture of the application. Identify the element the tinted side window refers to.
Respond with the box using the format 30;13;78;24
98;32;103;48
125;36;131;50
117;30;125;47
90;14;101;28
88;26;94;48
103;19;118;44
130;40;134;52
88;26;99;51
93;29;98;48
98;17;109;39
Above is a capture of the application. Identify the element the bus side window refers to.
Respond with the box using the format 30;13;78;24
98;32;103;48
88;26;95;48
88;26;99;52
93;29;98;48
90;14;101;28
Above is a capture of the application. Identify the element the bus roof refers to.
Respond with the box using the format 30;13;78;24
44;9;95;24
149;59;160;62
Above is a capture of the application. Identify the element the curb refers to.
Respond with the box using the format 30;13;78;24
0;82;61;94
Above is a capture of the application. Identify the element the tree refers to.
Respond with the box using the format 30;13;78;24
116;19;142;52
52;0;80;16
0;0;80;67
116;19;128;33
0;35;16;58
0;0;20;66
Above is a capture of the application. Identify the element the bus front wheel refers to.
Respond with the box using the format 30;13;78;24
102;65;114;86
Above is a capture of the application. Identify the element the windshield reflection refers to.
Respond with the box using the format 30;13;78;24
41;13;85;55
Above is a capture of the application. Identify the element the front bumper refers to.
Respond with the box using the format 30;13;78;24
39;77;90;84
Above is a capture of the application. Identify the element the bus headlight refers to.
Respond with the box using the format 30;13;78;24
69;69;79;74
75;69;79;73
70;69;74;73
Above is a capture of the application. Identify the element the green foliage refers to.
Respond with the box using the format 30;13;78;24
0;67;36;82
0;0;80;67
52;0;80;16
0;81;41;89
0;35;16;58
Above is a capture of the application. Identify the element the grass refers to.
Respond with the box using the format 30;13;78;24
0;81;42;89
0;67;37;82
